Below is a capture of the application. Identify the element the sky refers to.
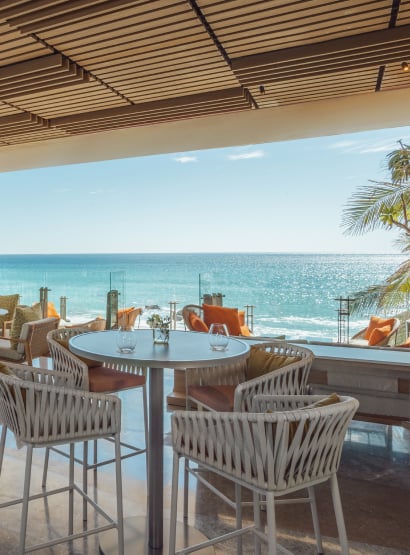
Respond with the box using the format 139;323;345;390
2;125;410;255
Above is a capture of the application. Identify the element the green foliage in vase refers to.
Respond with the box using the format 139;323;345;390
146;314;171;329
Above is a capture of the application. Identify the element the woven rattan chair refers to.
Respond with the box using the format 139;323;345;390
0;317;59;366
0;364;124;555
117;307;143;329
0;294;19;335
65;317;107;331
182;304;203;330
187;340;314;412
43;327;148;502
170;394;359;555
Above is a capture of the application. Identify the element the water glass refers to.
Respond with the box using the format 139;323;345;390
208;323;229;351
117;327;137;353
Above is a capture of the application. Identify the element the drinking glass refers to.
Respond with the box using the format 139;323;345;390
208;323;229;351
117;327;137;353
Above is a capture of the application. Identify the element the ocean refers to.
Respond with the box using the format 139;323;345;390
0;252;407;342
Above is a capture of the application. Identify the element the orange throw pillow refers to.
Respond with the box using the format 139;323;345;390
189;312;208;332
364;316;395;340
240;325;252;336
202;305;241;336
238;310;245;326
368;325;392;346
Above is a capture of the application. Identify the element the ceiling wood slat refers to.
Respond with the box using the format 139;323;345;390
0;0;409;149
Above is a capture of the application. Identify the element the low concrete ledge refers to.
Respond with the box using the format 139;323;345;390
294;341;410;424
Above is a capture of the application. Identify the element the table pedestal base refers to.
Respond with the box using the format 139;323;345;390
99;515;214;555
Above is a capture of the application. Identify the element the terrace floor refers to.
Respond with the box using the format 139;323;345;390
0;370;409;555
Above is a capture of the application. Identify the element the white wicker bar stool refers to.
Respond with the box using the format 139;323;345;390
0;364;124;555
184;341;314;516
43;328;148;505
170;394;359;555
186;340;313;412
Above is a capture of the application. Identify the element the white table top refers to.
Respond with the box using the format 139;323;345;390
69;329;250;369
0;308;7;316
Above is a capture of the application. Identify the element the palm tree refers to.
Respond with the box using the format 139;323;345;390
341;141;410;315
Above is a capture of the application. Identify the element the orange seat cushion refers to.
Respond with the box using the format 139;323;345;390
238;310;245;326
189;311;209;332
364;316;395;340
88;366;146;393
188;384;235;412
202;305;241;336
368;325;392;346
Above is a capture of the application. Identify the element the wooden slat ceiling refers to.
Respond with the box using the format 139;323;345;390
0;0;409;147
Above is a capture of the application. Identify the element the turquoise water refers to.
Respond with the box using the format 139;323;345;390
0;253;407;341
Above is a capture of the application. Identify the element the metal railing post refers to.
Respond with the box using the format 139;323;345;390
106;290;119;330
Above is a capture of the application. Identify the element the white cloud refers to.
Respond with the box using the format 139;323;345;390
228;149;265;160
173;155;197;163
358;141;399;154
328;140;358;150
328;136;410;155
89;189;104;195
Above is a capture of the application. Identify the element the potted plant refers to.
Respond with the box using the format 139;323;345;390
147;313;171;344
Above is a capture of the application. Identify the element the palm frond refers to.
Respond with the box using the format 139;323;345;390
387;141;410;183
348;258;410;315
341;181;410;236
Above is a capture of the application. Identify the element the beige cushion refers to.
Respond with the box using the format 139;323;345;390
10;305;42;350
0;362;14;376
305;393;341;408
245;347;302;380
0;346;24;361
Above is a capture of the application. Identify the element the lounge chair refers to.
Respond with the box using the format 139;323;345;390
350;316;400;347
0;294;19;335
182;303;253;336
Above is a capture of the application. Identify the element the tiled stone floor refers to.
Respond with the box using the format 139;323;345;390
0;372;409;554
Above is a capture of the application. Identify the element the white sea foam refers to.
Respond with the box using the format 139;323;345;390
0;253;405;341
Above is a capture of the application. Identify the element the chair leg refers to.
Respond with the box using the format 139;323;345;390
142;384;149;484
183;458;189;520
265;491;278;555
253;491;262;555
42;447;50;488
114;433;124;555
19;445;33;555
308;486;324;555
330;474;350;555
169;453;180;555
93;439;98;473
235;484;243;555
69;443;75;536
83;441;88;522
0;425;7;474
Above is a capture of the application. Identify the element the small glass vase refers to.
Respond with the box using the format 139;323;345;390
116;327;137;353
208;323;229;351
153;326;170;345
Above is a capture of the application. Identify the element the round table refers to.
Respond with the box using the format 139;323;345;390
0;308;7;316
69;329;250;554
